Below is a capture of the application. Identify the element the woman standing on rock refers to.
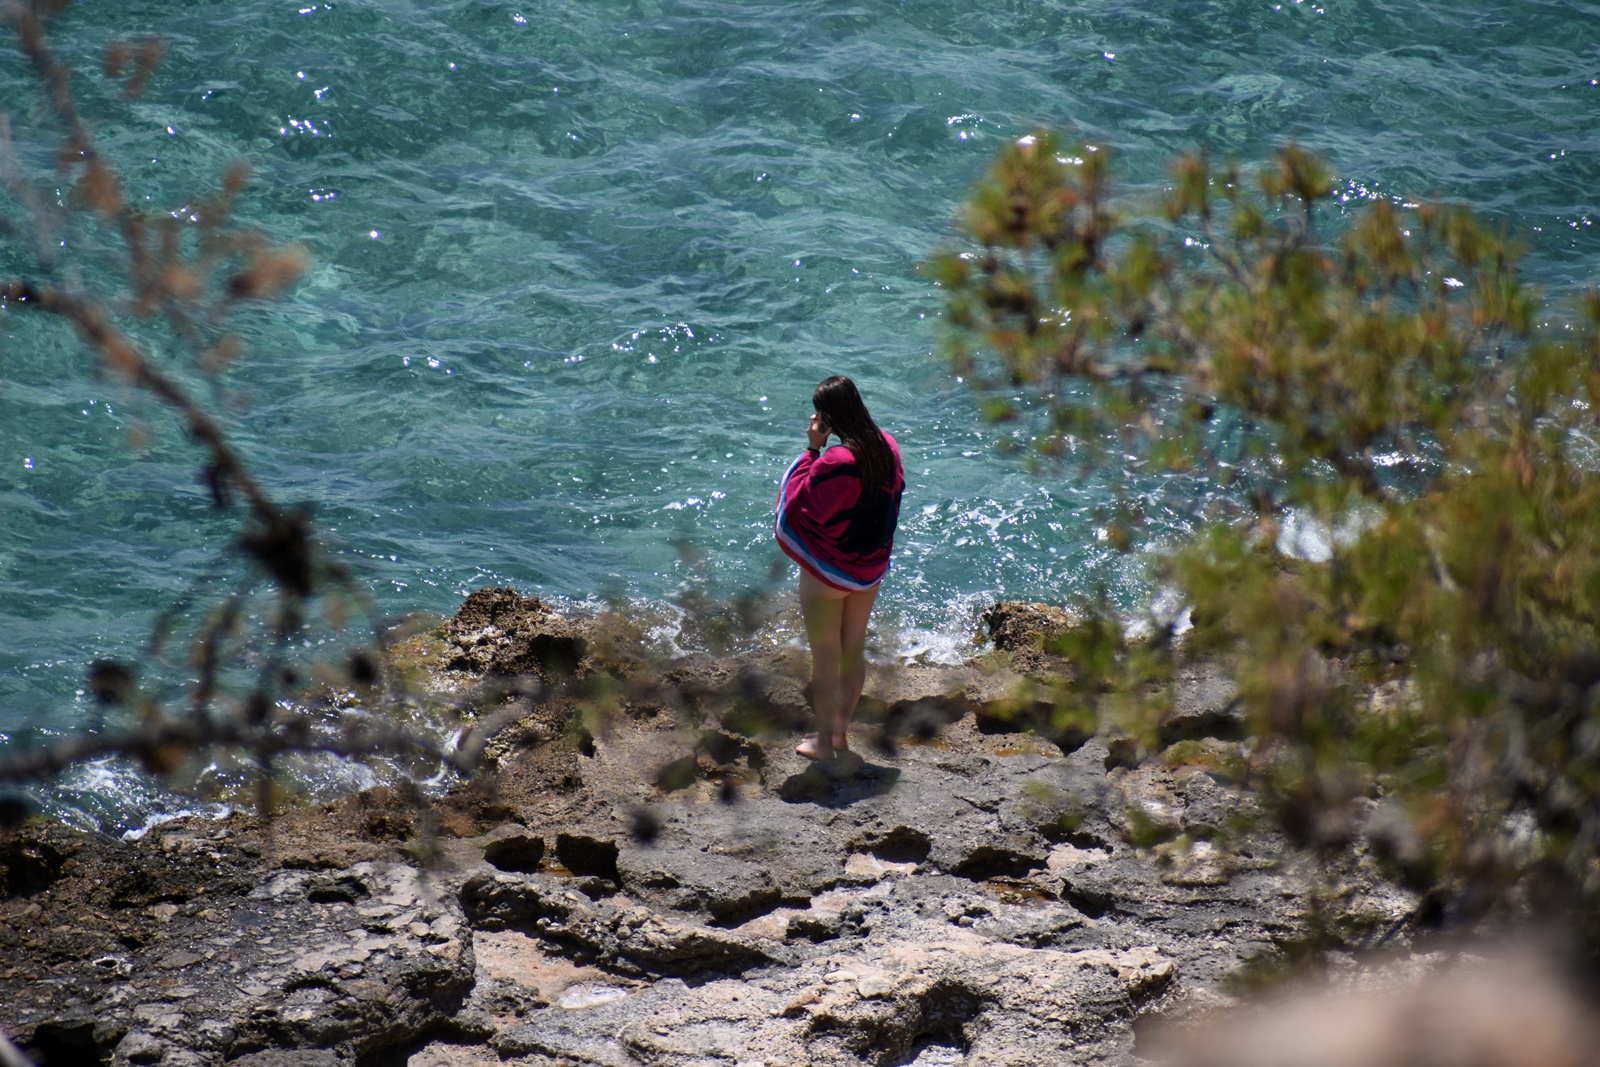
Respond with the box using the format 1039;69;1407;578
775;376;905;761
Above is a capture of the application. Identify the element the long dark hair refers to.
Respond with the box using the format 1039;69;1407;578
814;376;894;492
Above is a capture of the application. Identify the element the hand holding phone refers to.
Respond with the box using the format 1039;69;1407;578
807;412;830;450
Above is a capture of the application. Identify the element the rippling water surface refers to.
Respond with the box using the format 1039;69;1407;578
1;0;1596;827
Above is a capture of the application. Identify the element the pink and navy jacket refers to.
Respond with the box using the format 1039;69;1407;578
775;433;904;591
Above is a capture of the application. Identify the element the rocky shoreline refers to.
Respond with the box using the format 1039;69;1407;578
0;591;1417;1066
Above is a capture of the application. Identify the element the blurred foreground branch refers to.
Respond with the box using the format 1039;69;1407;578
0;1;457;810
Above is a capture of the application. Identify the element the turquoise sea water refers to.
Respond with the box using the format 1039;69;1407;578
1;0;1596;828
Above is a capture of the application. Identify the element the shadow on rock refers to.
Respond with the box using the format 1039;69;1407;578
778;757;901;807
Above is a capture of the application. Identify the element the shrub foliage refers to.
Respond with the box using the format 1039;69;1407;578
933;132;1600;931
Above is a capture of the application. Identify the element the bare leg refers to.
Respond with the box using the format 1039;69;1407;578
797;571;845;760
836;583;880;743
797;570;879;760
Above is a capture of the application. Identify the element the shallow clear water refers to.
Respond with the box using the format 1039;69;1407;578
1;0;1596;828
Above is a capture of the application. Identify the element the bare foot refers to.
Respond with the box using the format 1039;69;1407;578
795;733;835;761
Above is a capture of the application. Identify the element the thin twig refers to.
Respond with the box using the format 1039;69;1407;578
0;280;276;519
0;709;454;784
0;1027;35;1067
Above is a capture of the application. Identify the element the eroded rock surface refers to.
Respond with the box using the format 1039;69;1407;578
0;597;1416;1065
1;742;1404;1066
1;825;471;1066
443;587;590;679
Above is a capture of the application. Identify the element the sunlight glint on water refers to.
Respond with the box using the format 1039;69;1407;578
1;0;1595;829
